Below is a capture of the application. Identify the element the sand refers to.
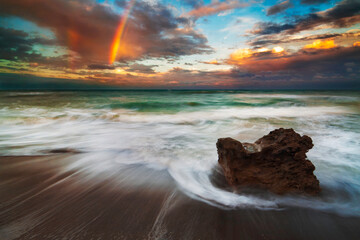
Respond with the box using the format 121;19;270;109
1;155;360;240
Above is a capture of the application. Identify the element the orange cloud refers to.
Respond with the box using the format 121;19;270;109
226;43;360;74
304;40;337;49
228;46;285;64
229;48;254;61
187;1;248;18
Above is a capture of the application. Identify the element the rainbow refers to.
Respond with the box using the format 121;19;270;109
109;0;136;65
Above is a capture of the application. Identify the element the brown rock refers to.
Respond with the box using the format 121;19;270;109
216;128;320;195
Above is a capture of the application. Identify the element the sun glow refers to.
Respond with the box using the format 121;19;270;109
206;59;220;65
257;47;269;52
229;46;285;64
304;40;337;49
272;46;284;53
230;48;253;61
109;0;136;65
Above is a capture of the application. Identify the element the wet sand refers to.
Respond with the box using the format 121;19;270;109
1;155;360;240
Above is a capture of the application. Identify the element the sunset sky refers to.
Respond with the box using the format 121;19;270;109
0;0;359;89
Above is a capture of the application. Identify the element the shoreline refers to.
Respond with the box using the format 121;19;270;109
1;155;360;240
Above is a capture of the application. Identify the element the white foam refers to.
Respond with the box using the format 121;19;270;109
109;106;350;124
1;97;360;215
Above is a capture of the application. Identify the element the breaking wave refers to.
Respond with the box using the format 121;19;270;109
0;91;359;215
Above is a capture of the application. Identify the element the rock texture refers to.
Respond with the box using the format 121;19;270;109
217;128;320;195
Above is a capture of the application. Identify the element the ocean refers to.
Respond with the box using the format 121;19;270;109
1;90;359;216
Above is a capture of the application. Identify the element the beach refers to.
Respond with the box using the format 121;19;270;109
1;154;360;240
1;90;360;239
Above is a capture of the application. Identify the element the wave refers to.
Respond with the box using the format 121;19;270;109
0;92;359;216
0;105;351;126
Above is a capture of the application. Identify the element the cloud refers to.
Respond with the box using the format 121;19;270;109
248;31;359;46
227;44;360;76
251;22;295;35
0;0;118;65
212;44;359;89
252;0;360;35
2;46;359;90
202;59;222;65
301;0;329;5
0;0;212;67
126;63;156;73
88;64;116;70
227;46;285;63
186;0;248;18
0;27;67;68
78;43;360;89
304;39;337;49
266;0;293;16
0;27;38;61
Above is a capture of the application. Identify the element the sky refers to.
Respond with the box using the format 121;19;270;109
0;0;359;89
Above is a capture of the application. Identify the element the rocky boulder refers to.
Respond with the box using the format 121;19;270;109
216;128;320;195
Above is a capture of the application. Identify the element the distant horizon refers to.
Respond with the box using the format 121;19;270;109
1;72;359;91
2;86;360;91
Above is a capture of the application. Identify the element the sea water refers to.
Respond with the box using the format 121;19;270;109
0;90;359;215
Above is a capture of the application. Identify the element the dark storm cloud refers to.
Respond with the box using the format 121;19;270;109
159;58;360;89
126;1;212;58
283;47;360;73
227;45;360;86
253;0;360;35
87;64;115;70
126;64;157;73
252;22;295;35
225;56;359;89
266;0;293;16
0;0;211;66
248;31;359;46
228;68;255;78
301;0;329;5
0;27;66;67
0;27;33;61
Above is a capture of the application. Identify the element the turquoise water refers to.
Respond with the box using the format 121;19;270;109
0;90;359;215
